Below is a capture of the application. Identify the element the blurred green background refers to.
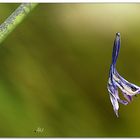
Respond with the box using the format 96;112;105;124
0;3;140;137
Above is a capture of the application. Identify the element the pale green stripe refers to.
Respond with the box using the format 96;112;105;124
0;3;38;44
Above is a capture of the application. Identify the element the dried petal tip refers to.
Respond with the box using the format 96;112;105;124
116;32;120;36
114;109;119;118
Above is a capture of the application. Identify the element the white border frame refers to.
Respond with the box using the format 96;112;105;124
1;0;140;3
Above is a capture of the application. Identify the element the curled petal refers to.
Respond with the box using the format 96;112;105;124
118;98;128;105
109;93;119;117
114;69;140;96
123;92;133;102
107;76;128;116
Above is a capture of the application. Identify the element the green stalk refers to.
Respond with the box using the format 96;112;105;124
0;3;38;44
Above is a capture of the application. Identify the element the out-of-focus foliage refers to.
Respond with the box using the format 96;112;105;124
0;3;140;137
0;3;37;44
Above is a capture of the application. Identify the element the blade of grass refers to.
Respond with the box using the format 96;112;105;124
0;3;38;44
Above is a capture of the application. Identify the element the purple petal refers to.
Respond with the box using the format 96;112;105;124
114;70;140;96
123;93;133;102
118;98;128;105
109;93;119;116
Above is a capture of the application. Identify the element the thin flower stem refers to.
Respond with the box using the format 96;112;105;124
0;3;38;44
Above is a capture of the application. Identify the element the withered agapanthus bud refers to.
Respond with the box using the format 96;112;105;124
107;33;140;117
